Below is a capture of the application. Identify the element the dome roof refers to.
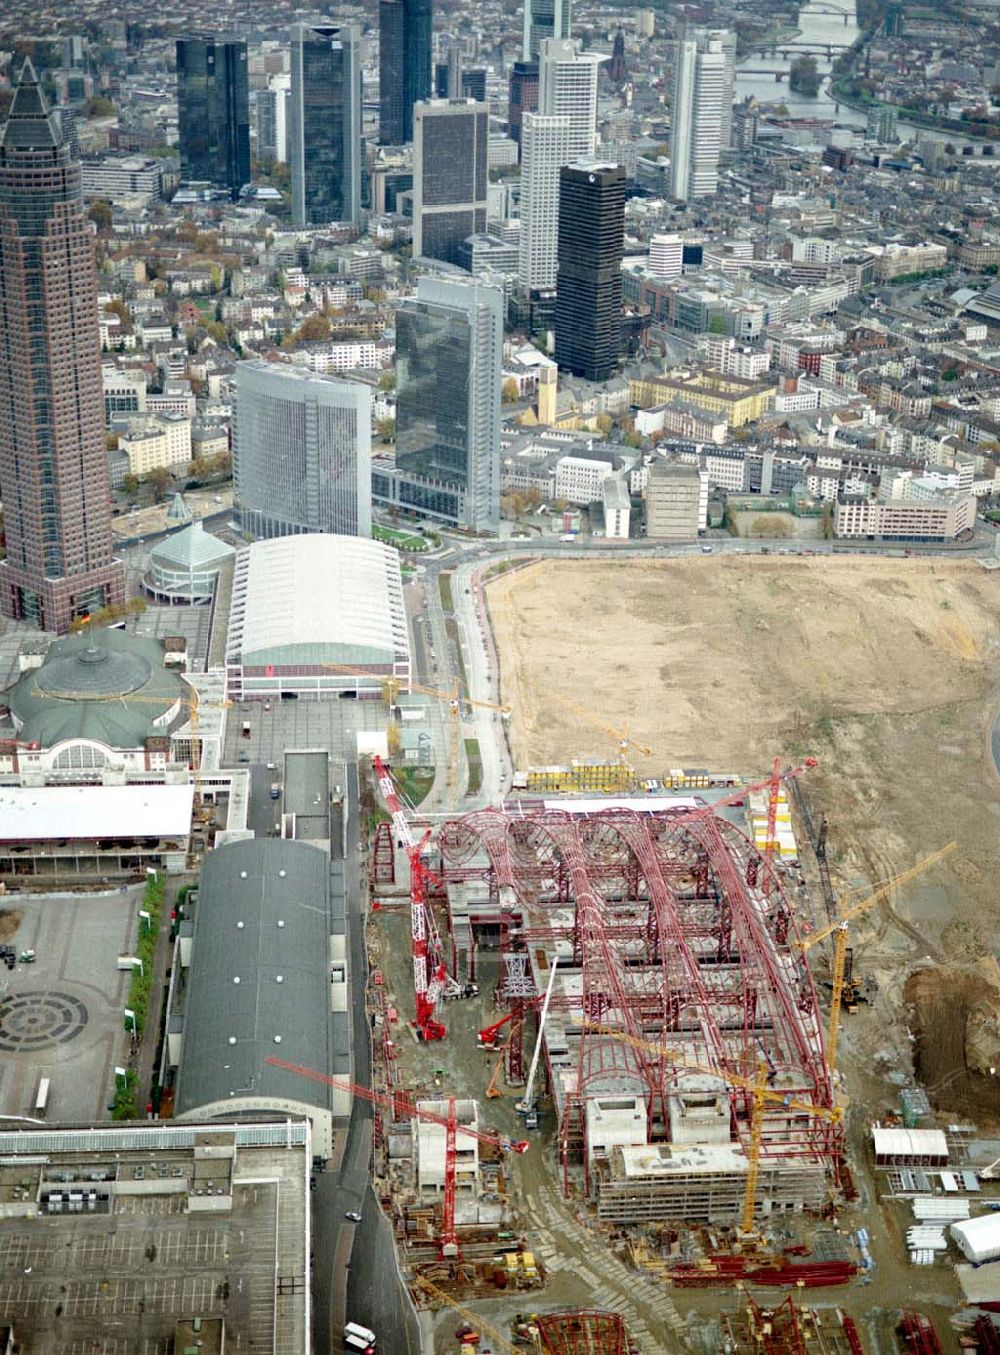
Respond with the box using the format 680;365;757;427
36;643;152;700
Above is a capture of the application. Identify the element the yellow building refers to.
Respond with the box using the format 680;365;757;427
629;371;776;428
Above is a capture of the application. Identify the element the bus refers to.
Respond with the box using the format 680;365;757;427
34;1078;50;1118
344;1323;376;1353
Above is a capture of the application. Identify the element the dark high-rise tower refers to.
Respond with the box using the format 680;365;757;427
290;23;362;227
508;60;538;152
378;0;405;144
176;37;250;198
413;99;488;265
0;60;124;632
554;162;625;382
609;29;628;85
402;0;433;142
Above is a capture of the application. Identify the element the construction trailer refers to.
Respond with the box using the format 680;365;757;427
435;800;841;1220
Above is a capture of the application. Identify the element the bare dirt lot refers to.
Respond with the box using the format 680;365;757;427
489;555;1000;1118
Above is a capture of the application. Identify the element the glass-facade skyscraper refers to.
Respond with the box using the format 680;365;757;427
290;23;362;227
394;277;502;533
402;0;433;144
378;0;405;145
176;37;250;198
555;162;625;382
0;59;124;633
233;362;372;540
412;99;488;266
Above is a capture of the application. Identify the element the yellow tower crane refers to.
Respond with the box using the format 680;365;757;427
411;1273;522;1354
545;690;653;791
796;840;957;1076
583;1022;844;1239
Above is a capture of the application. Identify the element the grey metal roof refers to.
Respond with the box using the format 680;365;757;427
175;838;333;1118
150;520;236;571
0;58;62;153
7;630;187;749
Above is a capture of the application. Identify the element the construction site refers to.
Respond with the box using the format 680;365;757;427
342;553;1000;1354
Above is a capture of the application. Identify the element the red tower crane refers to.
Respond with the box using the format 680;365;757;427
373;754;458;1040
264;1056;528;1259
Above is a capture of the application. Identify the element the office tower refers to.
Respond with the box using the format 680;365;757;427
290;23;361;227
413;99;488;265
403;0;433;143
508;60;538;149
54;104;79;159
554;162;625;382
233;363;372;539
669;32;726;202
176;37;250;198
0;60;124;632
538;38;601;159
709;30;737;150
396;277;502;533
379;0;405;144
462;68;487;102
608;30;628;85
254;75;290;163
649;232;683;278
523;0;572;61
518;112;570;289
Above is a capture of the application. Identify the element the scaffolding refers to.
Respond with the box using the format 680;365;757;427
437;802;840;1206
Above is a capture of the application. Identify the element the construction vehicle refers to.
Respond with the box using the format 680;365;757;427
797;842;957;1076
263;1057;528;1260
478;1013;514;1050
517;956;559;1128
373;753;461;1040
485;1051;505;1100
584;1022;843;1240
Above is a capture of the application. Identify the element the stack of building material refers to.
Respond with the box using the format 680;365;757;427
747;788;798;861
907;1226;948;1263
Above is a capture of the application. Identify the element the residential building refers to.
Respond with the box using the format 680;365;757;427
391;276;503;532
175;37;250;198
555;454;612;504
524;0;572;60
555;162;625;382
518;113;571;289
538;38;600;160
602;476;631;538
833;491;974;541
630;371;777;428
670;32;727;202
233;361;372;539
290;23;362;227
413;99;488;266
0;60;124;632
121;413;192;476
645;459;706;537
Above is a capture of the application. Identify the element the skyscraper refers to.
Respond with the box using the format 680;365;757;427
378;0;405;144
395;277;502;533
176;37;250;198
508;60;539;151
412;99;488;265
523;0;572;61
0;60;124;632
669;32;726;202
290;23;362;227
233;363;372;540
538;38;601;159
402;0;433;143
518;112;570;290
554;162;625;382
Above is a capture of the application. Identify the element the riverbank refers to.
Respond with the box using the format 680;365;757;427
829;74;998;142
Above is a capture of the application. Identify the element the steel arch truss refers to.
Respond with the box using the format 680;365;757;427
439;805;839;1182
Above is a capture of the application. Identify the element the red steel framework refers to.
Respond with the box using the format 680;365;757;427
897;1313;943;1354
536;1310;634;1355
436;786;839;1193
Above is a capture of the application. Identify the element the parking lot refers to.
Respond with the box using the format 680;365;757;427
0;890;138;1123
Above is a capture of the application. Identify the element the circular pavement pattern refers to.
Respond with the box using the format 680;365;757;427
0;991;89;1052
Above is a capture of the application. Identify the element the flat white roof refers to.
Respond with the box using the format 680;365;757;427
871;1127;948;1158
0;784;194;840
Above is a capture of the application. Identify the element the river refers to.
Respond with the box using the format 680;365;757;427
735;0;987;152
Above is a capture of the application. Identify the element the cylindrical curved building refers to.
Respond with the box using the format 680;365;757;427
233;360;372;540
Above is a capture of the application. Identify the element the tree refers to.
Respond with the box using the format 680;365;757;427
122;474;140;498
291;313;331;345
378;370;395;392
205;320;228;345
143;466;173;502
595;413;614;434
708;313;728;335
84;94;117;119
375;417;396;442
502;377;520;403
87;200;113;231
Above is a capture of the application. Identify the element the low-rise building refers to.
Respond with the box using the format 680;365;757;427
645;458;706;538
630;371;777;429
80;153;163;205
871;241;948;281
833;489;975;541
